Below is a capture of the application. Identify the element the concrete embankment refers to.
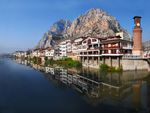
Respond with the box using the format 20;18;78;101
82;58;150;71
121;59;150;71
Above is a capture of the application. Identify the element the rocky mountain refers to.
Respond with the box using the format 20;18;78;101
67;8;129;38
36;8;130;48
37;19;71;48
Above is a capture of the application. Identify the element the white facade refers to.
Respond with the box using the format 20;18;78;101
14;51;27;58
45;49;54;57
31;50;40;57
58;40;72;57
66;40;72;53
72;38;84;54
81;37;100;50
116;32;131;41
143;50;150;58
59;41;67;57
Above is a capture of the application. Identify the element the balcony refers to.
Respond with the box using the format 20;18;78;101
101;53;123;56
122;46;133;50
78;51;101;57
103;46;120;50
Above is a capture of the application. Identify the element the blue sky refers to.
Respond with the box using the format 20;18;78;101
0;0;150;53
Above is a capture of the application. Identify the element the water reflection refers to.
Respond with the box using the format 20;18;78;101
14;59;150;113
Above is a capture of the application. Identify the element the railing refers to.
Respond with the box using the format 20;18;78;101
123;55;142;59
103;46;132;50
122;46;133;49
87;47;101;50
103;46;120;49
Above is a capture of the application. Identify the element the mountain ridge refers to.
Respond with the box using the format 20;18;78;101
36;8;130;48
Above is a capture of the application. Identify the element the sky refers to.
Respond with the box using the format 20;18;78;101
0;0;150;53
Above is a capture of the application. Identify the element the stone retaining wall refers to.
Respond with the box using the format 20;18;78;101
81;57;150;71
121;59;150;71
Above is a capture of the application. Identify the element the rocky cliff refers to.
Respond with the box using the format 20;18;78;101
37;19;71;48
36;8;130;48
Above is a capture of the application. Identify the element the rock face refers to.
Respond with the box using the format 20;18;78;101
36;8;130;48
67;8;129;38
37;19;71;48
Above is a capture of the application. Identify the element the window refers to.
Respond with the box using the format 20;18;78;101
111;50;116;54
92;39;97;42
83;41;86;43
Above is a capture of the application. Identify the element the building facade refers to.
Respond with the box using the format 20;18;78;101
143;40;150;58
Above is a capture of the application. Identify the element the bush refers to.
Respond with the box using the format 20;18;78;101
116;66;123;72
44;57;82;68
100;64;109;72
100;64;123;72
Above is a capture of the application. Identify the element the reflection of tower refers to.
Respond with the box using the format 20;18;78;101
146;76;150;112
132;16;143;56
132;83;141;111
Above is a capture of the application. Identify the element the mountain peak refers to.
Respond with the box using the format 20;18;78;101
37;8;130;48
49;19;71;36
67;8;126;38
36;19;71;48
87;8;106;14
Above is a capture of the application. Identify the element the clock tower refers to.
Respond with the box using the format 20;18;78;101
132;16;143;56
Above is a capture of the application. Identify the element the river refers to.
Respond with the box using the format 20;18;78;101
0;58;150;113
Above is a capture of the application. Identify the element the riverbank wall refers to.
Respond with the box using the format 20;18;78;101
81;58;150;71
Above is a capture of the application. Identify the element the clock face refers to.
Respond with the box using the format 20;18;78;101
137;23;140;26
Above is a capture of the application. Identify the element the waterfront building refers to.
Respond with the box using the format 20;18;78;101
101;36;132;56
31;49;40;58
101;36;132;68
143;40;150;58
39;49;46;64
116;31;131;41
57;40;68;58
13;51;27;58
77;35;132;68
78;37;102;67
69;37;86;60
39;49;45;57
26;50;32;58
66;39;72;53
45;47;55;59
71;37;85;55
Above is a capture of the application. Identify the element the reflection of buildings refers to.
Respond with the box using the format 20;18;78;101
45;67;55;75
15;59;29;66
146;75;150;113
15;59;150;112
37;65;148;105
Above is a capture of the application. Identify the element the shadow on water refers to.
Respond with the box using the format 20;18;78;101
5;58;150;113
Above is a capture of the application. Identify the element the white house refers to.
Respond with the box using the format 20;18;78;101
14;51;27;58
59;41;67;57
71;37;85;55
45;48;55;59
31;49;40;58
